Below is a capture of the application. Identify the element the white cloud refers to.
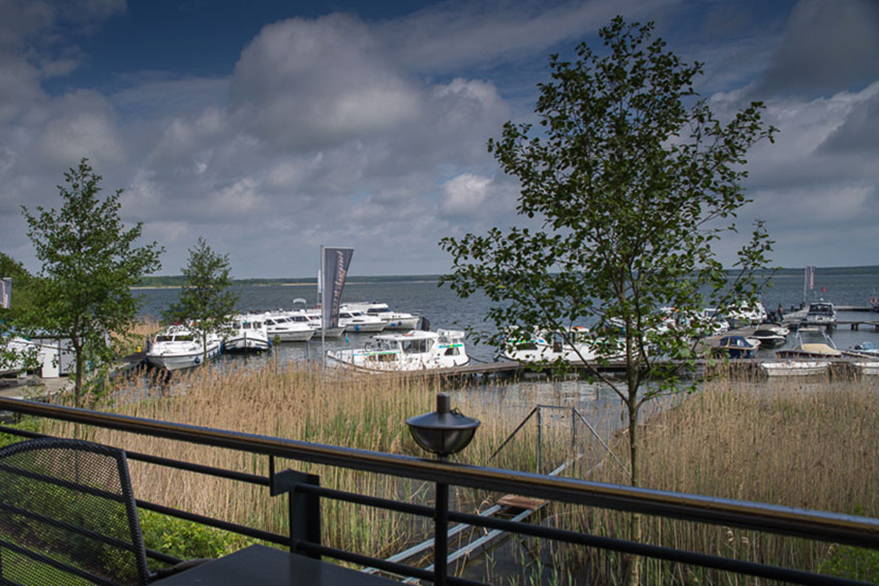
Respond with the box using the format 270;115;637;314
230;14;421;151
440;173;492;216
37;91;123;166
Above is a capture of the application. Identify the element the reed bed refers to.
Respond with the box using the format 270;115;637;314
545;368;879;585
39;357;879;584
44;360;579;568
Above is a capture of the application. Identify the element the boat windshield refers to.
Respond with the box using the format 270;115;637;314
401;338;432;354
808;303;834;315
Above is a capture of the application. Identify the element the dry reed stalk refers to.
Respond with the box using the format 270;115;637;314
556;371;879;585
43;360;578;564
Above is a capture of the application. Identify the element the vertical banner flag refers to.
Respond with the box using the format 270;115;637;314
321;247;354;330
806;265;815;291
0;278;10;309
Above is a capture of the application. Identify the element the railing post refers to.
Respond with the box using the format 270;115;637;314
270;457;322;558
435;481;449;586
536;407;542;475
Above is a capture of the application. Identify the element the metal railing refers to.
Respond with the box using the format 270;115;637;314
0;396;877;586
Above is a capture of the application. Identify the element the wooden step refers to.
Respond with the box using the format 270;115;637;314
497;494;547;511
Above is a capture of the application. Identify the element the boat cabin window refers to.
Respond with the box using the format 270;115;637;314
401;338;432;354
444;346;460;356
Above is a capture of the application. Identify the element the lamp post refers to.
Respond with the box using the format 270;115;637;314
406;393;480;586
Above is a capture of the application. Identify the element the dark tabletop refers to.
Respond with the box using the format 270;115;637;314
152;544;401;585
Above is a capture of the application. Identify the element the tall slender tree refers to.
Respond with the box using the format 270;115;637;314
165;237;238;365
441;18;776;583
22;159;163;406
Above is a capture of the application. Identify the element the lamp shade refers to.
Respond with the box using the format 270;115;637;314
406;393;480;458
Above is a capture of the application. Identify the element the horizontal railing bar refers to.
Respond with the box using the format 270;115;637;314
125;449;270;487
297;541;486;586
447;510;874;586
0;424;48;440
2;397;878;551
294;482;435;518
136;499;288;547
145;547;183;566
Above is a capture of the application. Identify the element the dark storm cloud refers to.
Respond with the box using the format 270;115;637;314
752;0;879;97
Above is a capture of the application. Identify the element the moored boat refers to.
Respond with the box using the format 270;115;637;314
146;325;222;371
0;336;44;376
749;326;788;348
343;302;420;330
503;326;626;365
338;309;386;333
712;335;761;359
262;311;315;342
762;332;840;377
800;300;836;327
223;315;271;352
326;329;469;372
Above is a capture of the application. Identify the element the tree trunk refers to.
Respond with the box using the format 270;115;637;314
626;397;642;586
74;350;84;409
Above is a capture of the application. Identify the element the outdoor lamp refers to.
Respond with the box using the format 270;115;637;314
406;393;480;458
406;393;479;586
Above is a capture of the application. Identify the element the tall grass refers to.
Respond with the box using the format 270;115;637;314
40;358;879;584
49;360;575;566
549;370;879;585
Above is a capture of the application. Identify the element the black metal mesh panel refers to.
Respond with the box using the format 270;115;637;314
0;438;150;586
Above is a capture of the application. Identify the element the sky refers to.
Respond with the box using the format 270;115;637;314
0;0;877;279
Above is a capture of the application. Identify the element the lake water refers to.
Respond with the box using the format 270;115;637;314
135;265;879;364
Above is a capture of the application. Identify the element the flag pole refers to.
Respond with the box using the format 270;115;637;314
320;246;326;368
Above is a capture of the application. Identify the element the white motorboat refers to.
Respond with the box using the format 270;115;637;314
762;360;831;377
503;327;626;365
726;301;768;328
801;300;836;327
146;325;222;371
848;341;879;358
0;336;44;376
844;342;879;375
223;315;271;352
262;312;315;342
749;325;788;348
338;309;386;333
326;329;469;372
343;302;420;331
762;332;840;377
298;309;346;339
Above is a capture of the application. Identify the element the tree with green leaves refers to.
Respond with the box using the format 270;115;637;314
22;159;163;406
164;237;238;365
442;16;775;489
0;254;41;375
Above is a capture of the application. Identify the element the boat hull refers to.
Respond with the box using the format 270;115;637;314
267;329;315;343
762;361;830;377
146;344;221;371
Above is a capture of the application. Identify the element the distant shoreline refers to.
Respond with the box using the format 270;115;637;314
132;277;441;290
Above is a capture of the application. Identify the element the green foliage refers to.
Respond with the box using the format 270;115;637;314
0;252;37;314
440;17;776;488
164;237;238;363
20;159;163;406
139;509;256;561
819;544;879;582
